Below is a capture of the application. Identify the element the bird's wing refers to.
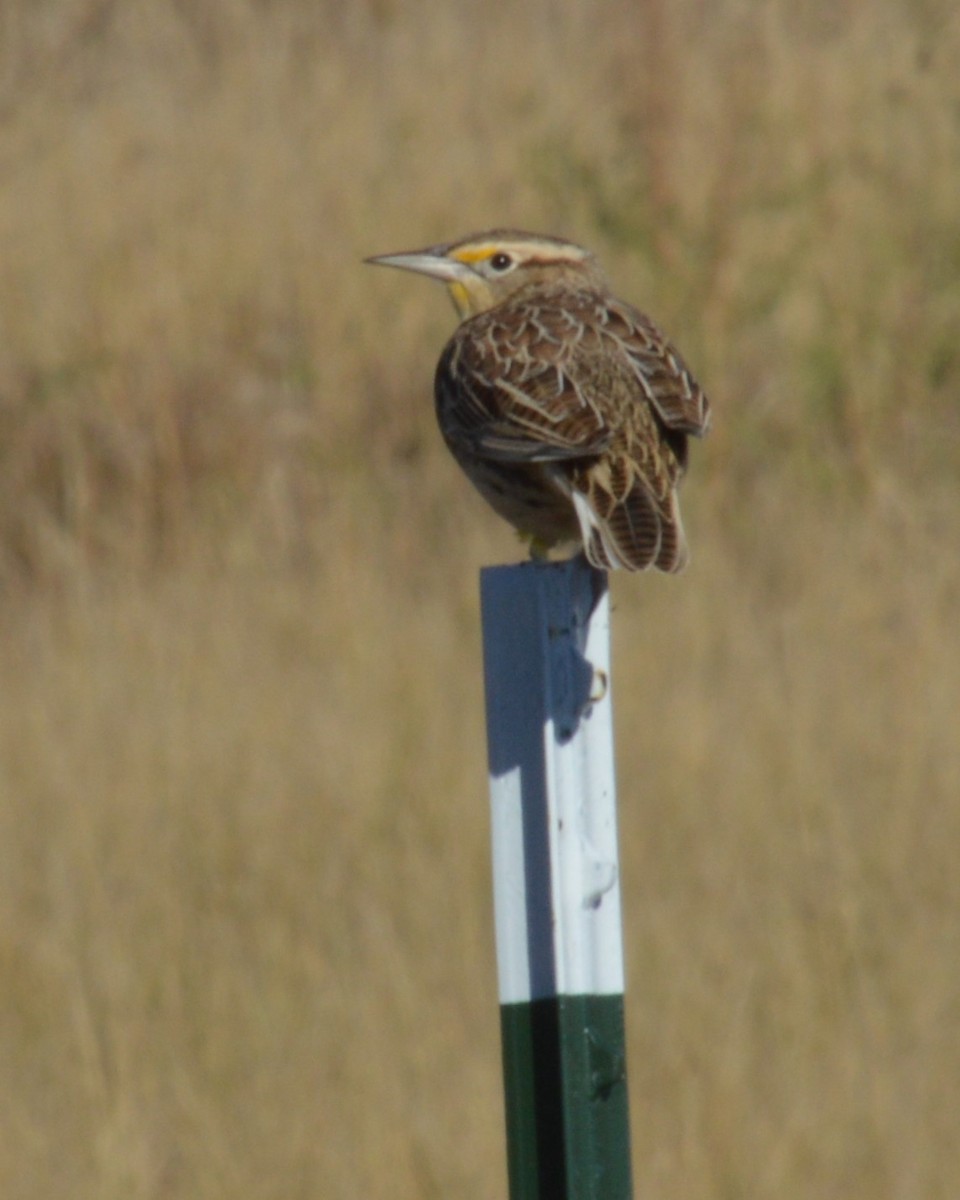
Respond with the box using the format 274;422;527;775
601;299;711;437
437;365;614;462
436;291;710;466
436;299;617;463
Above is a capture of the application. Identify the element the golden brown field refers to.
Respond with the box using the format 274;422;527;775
0;1;958;1196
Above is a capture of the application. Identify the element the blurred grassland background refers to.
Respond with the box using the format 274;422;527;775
0;0;959;1196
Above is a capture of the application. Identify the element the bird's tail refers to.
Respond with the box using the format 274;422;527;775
571;483;689;573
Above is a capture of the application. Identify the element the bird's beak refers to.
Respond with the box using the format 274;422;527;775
364;250;469;284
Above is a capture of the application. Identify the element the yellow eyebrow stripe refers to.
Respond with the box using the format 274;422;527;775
451;246;499;264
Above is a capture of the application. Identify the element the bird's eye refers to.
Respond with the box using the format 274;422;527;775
489;252;513;272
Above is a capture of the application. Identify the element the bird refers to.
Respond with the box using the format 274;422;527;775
366;229;710;572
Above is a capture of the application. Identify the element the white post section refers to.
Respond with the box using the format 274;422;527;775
480;557;625;1004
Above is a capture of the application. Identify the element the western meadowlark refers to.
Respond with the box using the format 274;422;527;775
366;229;710;572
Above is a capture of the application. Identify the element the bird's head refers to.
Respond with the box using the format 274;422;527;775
366;229;607;319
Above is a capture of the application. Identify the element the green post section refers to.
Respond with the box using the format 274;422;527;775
500;995;632;1200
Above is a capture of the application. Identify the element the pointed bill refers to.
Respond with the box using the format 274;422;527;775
364;250;469;283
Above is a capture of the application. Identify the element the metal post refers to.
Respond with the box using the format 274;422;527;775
480;557;632;1200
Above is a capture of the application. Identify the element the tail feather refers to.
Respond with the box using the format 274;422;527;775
653;488;689;573
571;482;688;573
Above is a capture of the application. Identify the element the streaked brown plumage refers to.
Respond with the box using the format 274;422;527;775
366;229;710;572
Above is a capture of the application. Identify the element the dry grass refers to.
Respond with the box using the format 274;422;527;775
0;0;959;1196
